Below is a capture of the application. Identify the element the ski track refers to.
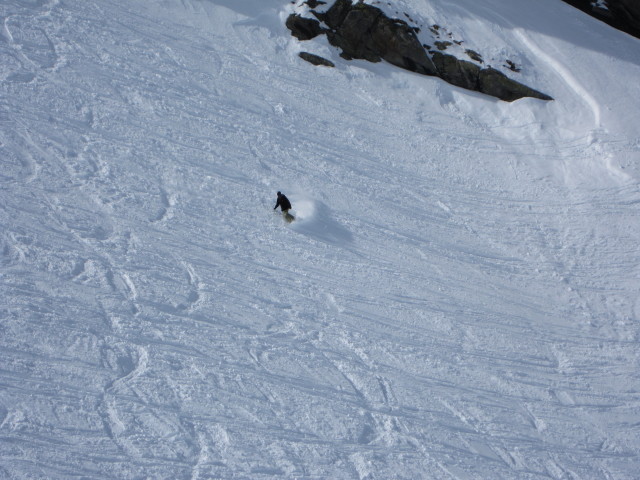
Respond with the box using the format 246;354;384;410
513;28;601;130
0;0;639;478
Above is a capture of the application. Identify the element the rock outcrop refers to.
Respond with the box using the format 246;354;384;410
561;0;640;38
430;52;551;102
299;52;335;67
431;52;480;92
286;14;325;41
320;0;439;76
286;0;553;102
606;0;640;34
478;68;552;102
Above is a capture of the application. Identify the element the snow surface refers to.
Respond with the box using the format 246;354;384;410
1;0;640;478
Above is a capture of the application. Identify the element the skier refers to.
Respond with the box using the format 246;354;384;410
274;191;292;213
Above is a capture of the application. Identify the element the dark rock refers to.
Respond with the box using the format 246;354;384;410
286;14;324;41
288;1;552;102
299;52;335;67
505;60;521;72
328;6;383;61
478;68;553;102
607;0;640;34
326;3;438;75
304;0;326;8
431;52;480;91
431;53;553;101
372;15;438;75
320;0;353;29
561;0;640;39
434;41;452;51
465;49;483;63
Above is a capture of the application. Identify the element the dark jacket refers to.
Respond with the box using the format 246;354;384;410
274;192;292;211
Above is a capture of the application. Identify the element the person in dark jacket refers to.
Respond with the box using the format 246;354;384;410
274;191;292;213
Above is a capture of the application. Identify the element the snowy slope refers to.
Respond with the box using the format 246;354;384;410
1;0;639;478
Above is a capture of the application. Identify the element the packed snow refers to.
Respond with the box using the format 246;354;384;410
1;0;639;478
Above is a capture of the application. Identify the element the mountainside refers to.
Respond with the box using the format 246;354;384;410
1;0;639;478
560;0;640;39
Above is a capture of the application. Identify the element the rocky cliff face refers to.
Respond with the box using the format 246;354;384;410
320;0;439;76
286;0;552;102
561;0;640;38
607;0;640;33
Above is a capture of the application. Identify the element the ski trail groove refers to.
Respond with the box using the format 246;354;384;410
513;28;601;129
97;342;150;456
150;187;176;223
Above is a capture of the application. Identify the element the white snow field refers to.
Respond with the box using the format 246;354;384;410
1;0;640;478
